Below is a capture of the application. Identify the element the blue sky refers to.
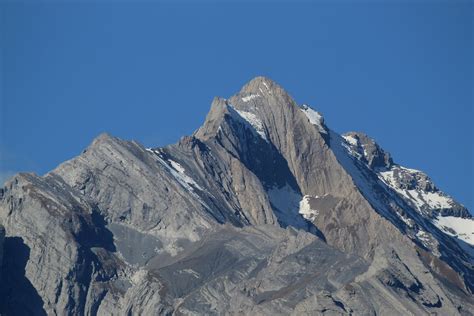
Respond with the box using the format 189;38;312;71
0;1;472;210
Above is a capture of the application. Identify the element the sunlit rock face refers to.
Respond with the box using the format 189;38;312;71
0;77;472;315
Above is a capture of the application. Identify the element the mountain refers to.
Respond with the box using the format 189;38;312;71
0;77;473;315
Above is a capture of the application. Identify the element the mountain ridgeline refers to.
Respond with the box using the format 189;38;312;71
0;77;473;315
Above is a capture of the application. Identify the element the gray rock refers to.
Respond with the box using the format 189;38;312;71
342;131;393;170
0;76;473;315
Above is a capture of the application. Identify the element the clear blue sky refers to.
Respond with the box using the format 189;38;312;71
1;1;472;210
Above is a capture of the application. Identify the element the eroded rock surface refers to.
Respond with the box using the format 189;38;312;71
0;77;472;315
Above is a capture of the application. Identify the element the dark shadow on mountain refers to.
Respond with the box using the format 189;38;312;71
225;111;299;191
70;209;118;314
223;113;327;239
76;208;116;252
0;237;46;316
90;208;116;252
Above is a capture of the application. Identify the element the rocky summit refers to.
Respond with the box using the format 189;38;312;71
0;77;473;315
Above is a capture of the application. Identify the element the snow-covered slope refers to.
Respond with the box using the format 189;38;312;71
341;131;472;258
435;216;474;246
378;166;457;215
300;104;327;134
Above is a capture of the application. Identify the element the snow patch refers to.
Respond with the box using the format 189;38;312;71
435;216;474;246
242;94;260;102
233;109;268;141
299;196;319;221
180;269;200;278
400;166;421;173
267;184;308;229
422;192;452;209
169;160;185;173
416;230;435;250
167;159;203;191
343;135;358;146
146;149;209;211
399;215;415;228
378;170;453;212
416;230;431;242
378;170;396;187
301;105;326;134
342;141;363;161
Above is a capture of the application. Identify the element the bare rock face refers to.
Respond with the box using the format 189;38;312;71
0;77;473;315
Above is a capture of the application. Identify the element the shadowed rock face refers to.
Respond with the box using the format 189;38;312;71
0;224;4;284
0;77;473;315
0;237;46;316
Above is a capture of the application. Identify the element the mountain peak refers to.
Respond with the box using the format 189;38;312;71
240;76;278;93
90;132;116;146
195;77;300;143
194;97;229;140
236;76;293;103
1;78;473;314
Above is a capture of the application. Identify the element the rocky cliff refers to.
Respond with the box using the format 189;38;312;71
0;77;472;315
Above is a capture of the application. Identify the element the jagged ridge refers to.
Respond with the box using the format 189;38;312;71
0;77;473;315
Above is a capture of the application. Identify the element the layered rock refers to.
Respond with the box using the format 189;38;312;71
0;77;473;315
